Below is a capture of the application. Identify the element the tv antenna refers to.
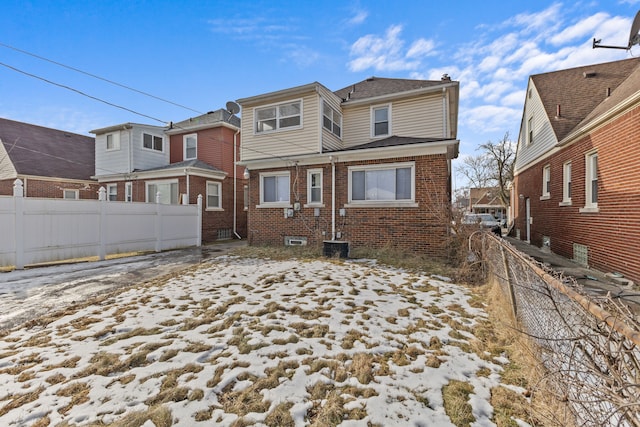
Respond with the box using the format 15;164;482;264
593;10;640;50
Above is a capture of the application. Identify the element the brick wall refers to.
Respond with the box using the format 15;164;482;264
513;105;640;283
247;154;451;259
0;177;100;199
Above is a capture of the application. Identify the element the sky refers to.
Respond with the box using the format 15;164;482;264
1;0;639;188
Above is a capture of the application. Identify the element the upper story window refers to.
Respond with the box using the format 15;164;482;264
541;165;550;199
307;169;323;205
206;181;222;210
255;100;301;133
371;105;390;137
143;133;164;152
323;102;342;137
348;162;415;205
527;117;534;145
260;171;290;206
107;184;117;202
585;151;598;209
106;133;119;151
562;161;572;204
184;134;197;160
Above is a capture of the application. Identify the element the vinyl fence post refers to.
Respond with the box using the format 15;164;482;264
13;179;24;270
155;191;162;252
500;243;518;317
197;194;202;247
98;187;107;261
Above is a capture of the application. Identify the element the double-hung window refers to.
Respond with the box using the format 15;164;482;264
307;169;323;205
348;162;415;205
561;161;571;204
371;105;390;137
206;181;222;210
527;117;534;145
323;101;342;137
107;184;117;202
255;100;301;133
583;151;598;211
260;172;290;206
106;132;119;151
184;134;197;160
143;133;164;152
541;165;550;199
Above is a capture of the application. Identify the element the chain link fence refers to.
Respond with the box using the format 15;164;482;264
476;232;640;426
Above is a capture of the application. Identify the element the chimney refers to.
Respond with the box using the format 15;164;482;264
441;73;451;81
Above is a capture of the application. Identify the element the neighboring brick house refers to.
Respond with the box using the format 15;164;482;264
91;109;246;242
0;117;99;199
469;187;507;222
512;57;640;283
237;76;459;258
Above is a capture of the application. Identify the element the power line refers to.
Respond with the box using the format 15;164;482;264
0;42;204;115
0;61;168;125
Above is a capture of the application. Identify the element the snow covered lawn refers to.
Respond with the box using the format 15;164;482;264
0;254;528;426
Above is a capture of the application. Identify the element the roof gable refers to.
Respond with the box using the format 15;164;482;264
0;118;95;180
532;57;640;142
333;76;448;102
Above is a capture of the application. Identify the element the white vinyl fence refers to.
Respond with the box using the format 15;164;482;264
0;179;201;269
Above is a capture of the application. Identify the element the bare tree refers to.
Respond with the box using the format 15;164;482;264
457;132;515;206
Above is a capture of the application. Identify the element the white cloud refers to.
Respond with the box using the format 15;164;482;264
348;10;368;25
461;104;521;134
348;25;421;72
283;45;321;68
549;12;609;45
406;38;436;58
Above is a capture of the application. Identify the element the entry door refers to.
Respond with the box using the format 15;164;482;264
525;198;531;242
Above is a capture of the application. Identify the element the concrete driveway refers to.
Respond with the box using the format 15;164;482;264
0;240;246;330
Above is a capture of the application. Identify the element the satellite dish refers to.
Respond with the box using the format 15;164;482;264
593;10;640;50
226;101;240;115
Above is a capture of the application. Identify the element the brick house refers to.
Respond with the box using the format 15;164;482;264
469;187;507;222
91;109;246;242
0;117;99;199
237;76;459;258
512;57;640;283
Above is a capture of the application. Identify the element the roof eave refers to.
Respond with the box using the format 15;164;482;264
237;82;321;106
341;81;459;107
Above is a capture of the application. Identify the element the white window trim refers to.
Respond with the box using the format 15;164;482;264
145;179;179;204
206;181;223;211
106;132;120;151
305;168;324;207
559;161;572;206
540;164;550;200
527;116;534;145
183;133;197;160
254;99;303;134
142;132;165;153
371;104;391;138
63;189;79;200
106;184;117;202
345;161;418;207
258;171;291;208
580;151;599;213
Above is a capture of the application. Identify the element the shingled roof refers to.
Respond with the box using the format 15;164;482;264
531;57;640;142
334;76;447;102
0;117;95;180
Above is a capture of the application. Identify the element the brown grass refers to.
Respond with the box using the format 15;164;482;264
56;381;91;414
265;401;295;427
442;380;475;426
0;386;45;416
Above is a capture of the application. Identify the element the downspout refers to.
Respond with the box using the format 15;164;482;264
330;155;336;240
233;128;242;239
185;168;190;204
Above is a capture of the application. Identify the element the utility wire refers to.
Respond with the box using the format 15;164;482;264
0;61;168;125
0;42;204;115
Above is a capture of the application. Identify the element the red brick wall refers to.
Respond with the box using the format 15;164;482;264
246;154;451;258
513;105;640;283
169;127;243;178
0;177;100;199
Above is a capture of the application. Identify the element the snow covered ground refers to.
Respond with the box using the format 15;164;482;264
0;254;528;426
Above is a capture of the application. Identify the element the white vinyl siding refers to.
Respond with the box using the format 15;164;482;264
342;93;444;149
241;93;319;161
